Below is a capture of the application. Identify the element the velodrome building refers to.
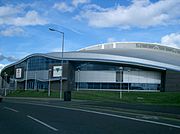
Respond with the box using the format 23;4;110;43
1;42;180;92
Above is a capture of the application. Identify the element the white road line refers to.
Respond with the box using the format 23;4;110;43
27;115;58;132
4;107;19;113
9;101;180;129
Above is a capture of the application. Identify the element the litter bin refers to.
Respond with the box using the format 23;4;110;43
0;96;3;102
64;91;71;101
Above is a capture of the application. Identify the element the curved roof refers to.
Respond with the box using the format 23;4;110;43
1;42;180;73
78;42;180;68
79;42;180;54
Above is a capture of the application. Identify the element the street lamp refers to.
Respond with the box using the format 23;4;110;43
119;67;123;99
49;28;64;100
77;69;80;91
34;71;37;91
4;72;8;96
127;69;131;92
48;69;52;97
25;60;29;90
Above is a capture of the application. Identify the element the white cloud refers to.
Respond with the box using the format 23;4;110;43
0;26;24;36
0;64;6;73
54;0;90;12
82;4;107;12
76;0;180;28
107;37;116;43
72;0;90;7
0;4;47;27
0;53;18;62
53;2;74;12
0;5;21;17
12;10;47;26
51;47;61;52
161;33;180;48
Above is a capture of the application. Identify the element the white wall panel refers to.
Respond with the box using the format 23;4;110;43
75;71;116;82
123;71;161;84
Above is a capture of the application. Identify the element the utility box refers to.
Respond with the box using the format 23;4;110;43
64;91;71;101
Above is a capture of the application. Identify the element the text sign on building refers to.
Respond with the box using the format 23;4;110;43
16;68;22;78
53;66;62;77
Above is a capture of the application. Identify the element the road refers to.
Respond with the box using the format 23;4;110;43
0;99;180;134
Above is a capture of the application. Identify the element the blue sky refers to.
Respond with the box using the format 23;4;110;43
0;0;180;70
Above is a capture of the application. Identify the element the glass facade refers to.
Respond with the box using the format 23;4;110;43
75;62;161;91
15;56;61;90
15;56;60;71
27;80;48;90
74;62;145;71
76;83;160;90
12;57;162;91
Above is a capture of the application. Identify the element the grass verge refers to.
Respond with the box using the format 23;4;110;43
72;90;180;106
7;90;61;98
6;90;180;106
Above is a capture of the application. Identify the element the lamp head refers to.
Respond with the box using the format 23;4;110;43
49;28;55;31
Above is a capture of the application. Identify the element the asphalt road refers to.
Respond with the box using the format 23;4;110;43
0;100;180;134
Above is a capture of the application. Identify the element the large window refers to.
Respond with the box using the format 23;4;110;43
75;62;119;71
27;80;48;90
28;56;60;71
15;56;60;71
76;82;160;90
74;62;161;91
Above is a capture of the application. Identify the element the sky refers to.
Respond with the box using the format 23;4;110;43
0;0;180;71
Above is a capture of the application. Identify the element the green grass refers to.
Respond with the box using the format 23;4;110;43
6;90;180;106
7;90;61;98
72;91;180;106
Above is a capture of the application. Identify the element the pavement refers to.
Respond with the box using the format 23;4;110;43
0;97;180;134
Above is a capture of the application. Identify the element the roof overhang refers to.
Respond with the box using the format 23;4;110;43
2;52;180;73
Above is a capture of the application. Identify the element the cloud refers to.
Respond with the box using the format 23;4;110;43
0;53;18;62
0;64;7;73
72;0;90;7
0;26;24;36
54;0;90;12
11;10;47;26
107;37;116;43
0;5;22;17
53;2;74;12
51;47;61;52
0;4;47;27
75;0;180;28
161;33;180;48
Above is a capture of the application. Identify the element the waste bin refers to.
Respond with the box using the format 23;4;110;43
64;91;71;101
0;96;3;102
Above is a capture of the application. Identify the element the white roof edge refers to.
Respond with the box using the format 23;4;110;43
78;42;180;51
1;52;180;73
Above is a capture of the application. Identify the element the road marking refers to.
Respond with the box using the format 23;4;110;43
76;109;180;129
26;101;49;104
8;101;180;129
27;115;58;131
4;107;19;113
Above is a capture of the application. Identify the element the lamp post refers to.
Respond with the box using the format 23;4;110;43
49;28;64;100
128;70;130;92
48;69;52;97
119;67;123;99
15;79;17;90
34;71;37;91
4;72;8;96
25;60;29;90
77;69;80;91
